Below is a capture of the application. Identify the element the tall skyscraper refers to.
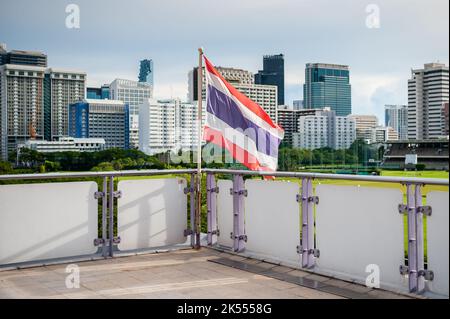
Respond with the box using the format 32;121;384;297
385;105;408;140
408;63;449;140
138;59;154;86
44;68;86;141
255;54;285;105
0;64;46;160
69;99;129;149
0;44;47;67
188;66;278;122
303;63;352;116
109;79;153;149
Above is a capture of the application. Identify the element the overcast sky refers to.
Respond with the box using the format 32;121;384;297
1;0;448;122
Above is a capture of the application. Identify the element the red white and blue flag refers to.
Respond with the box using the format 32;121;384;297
203;55;284;172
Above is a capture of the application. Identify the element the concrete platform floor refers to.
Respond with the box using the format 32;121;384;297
0;248;414;299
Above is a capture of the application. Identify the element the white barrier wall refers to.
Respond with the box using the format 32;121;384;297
0;182;98;265
117;178;187;251
426;191;449;297
244;180;301;267
216;180;233;249
315;185;407;291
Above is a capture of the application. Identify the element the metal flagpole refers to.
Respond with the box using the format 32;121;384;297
195;47;204;249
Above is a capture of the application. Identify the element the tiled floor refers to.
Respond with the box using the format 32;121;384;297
0;248;414;299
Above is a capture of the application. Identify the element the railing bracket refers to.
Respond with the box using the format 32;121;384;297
308;196;319;205
94;238;105;246
184;229;194;236
310;249;320;257
399;265;409;276
230;188;247;197
398;204;408;215
418;269;434;281
113;190;122;198
208;229;220;236
184;187;195;195
417;206;432;216
207;187;219;193
94;191;105;199
112;236;121;244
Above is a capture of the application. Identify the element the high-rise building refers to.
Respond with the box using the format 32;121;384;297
0;44;47;67
303;63;352;116
0;64;46;160
44;68;86;141
255;54;284;105
443;102;449;137
109;79;153;149
348;114;379;142
370;126;399;143
408;63;449;140
138;59;154;86
188;66;277;122
276;106;320;147
69;99;129;149
293;100;304;110
293;108;356;150
87;85;110;100
385;105;408;140
139;98;205;155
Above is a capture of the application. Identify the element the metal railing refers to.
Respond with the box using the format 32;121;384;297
1;168;448;297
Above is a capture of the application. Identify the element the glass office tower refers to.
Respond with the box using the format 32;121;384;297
303;63;352;116
255;54;284;105
138;59;154;86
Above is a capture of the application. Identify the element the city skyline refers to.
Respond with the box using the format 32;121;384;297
1;0;448;123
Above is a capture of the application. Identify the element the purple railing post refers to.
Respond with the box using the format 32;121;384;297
232;174;246;252
415;184;425;293
108;176;115;257
300;178;316;268
406;183;418;292
190;173;196;247
207;173;218;245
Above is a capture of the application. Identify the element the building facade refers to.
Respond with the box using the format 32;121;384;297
303;63;352;116
371;126;399;143
139;99;205;155
109;79;153;149
138;59;154;86
69;99;129;149
408;63;449;140
385;104;408;140
0;64;46;160
293;108;356;150
0;44;47;67
20;137;105;153
276;106;320;147
254;54;284;105
45;68;86;141
348;114;379;142
87;85;110;100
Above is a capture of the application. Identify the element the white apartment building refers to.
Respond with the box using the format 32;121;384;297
408;63;449;140
348;114;379;142
47;68;86;140
109;79;153;149
139;99;205;155
293;108;356;150
20;137;105;153
370;126;399;143
0;64;46;160
188;66;278;122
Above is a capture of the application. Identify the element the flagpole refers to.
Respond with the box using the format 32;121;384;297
195;47;203;249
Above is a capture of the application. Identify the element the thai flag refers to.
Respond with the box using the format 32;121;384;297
203;55;284;172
